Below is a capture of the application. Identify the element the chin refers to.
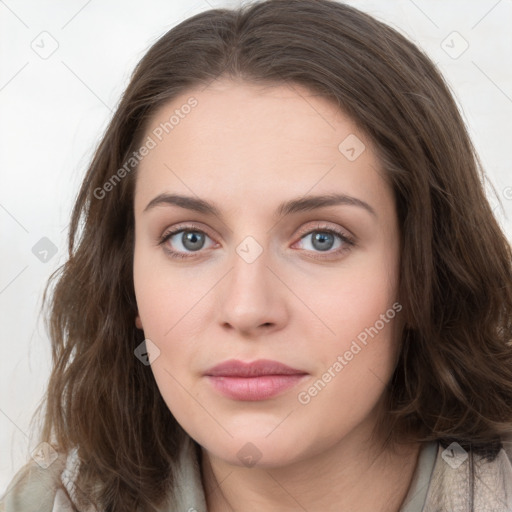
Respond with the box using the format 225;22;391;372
198;429;313;469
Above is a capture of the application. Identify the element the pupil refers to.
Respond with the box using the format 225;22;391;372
183;231;204;251
313;232;333;251
179;231;334;252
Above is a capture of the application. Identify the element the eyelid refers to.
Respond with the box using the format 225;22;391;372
158;220;356;259
159;222;216;243
294;221;354;241
159;221;353;242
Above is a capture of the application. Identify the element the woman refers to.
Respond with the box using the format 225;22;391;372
2;0;512;510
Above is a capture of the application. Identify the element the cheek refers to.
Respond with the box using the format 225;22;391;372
133;245;210;394
133;240;210;338
297;254;399;356
294;301;400;445
294;250;401;404
310;287;400;391
133;257;205;430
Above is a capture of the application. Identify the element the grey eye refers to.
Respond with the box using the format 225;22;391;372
309;231;335;251
176;231;207;252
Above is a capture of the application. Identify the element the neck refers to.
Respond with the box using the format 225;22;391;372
200;431;421;512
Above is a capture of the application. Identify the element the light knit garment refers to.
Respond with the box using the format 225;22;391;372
2;435;512;511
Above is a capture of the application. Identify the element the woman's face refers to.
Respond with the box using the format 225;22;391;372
133;78;402;467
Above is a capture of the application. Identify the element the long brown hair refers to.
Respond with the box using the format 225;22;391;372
5;0;512;509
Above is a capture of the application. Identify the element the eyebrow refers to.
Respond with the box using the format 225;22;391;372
143;192;377;218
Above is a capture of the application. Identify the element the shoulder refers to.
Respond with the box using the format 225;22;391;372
0;450;77;512
423;436;512;511
0;438;205;512
503;432;512;462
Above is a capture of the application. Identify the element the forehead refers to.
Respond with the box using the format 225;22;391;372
143;78;360;155
133;78;389;217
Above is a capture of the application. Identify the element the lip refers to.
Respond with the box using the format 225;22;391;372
204;359;308;401
204;359;306;377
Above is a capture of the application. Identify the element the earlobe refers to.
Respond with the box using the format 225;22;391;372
135;315;143;330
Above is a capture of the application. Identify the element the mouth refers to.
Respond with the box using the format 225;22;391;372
204;359;309;401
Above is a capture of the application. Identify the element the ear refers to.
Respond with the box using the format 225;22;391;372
135;315;143;330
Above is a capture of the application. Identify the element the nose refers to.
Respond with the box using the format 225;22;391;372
218;240;288;337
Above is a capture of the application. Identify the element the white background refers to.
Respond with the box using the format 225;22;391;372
1;0;511;496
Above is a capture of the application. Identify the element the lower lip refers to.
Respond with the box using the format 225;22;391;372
206;374;307;401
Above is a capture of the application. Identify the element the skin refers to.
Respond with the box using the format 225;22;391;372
133;78;421;512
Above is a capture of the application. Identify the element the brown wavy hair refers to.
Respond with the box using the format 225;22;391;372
3;0;512;510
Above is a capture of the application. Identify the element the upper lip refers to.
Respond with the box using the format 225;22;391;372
204;359;307;377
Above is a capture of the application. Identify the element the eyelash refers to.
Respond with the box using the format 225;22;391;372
157;223;356;260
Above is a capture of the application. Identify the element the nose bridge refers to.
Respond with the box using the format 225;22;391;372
229;233;270;300
218;231;282;332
